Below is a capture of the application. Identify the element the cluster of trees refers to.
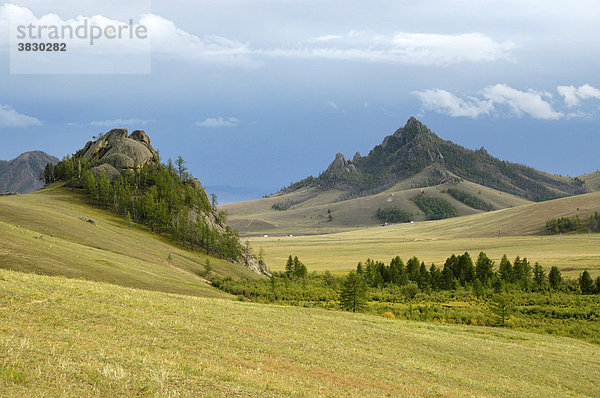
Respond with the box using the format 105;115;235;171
413;194;457;220
354;252;577;294
44;155;244;261
284;255;308;279
446;188;494;211
579;270;600;295
376;207;412;223
545;213;600;234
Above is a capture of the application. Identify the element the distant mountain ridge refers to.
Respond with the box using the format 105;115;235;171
0;151;58;194
284;117;587;202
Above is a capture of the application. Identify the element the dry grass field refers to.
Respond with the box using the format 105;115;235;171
1;268;599;397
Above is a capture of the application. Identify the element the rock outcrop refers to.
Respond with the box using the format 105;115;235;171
75;128;159;178
325;153;358;175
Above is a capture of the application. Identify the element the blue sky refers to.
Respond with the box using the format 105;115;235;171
1;0;599;201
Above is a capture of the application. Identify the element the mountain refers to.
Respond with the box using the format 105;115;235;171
286;117;587;202
45;128;269;276
223;118;591;235
0;151;58;194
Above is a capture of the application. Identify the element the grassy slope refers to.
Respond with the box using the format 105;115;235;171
249;192;600;277
1;268;599;397
580;171;600;192
224;169;531;236
0;184;260;298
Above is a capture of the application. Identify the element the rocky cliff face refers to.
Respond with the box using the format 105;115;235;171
0;151;58;194
75;129;159;179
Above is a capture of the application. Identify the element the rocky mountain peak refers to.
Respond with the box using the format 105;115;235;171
75;128;159;179
325;153;357;175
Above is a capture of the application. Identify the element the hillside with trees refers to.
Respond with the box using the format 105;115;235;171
44;128;268;275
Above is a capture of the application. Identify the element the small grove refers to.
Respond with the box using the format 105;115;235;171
545;212;600;234
213;252;600;345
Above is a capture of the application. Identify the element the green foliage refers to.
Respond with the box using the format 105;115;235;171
489;294;514;327
548;266;562;290
579;270;596;294
447;188;494;211
414;194;457;220
50;154;244;262
545;216;581;234
376;207;412;223
544;213;600;235
533;263;546;290
340;271;368;312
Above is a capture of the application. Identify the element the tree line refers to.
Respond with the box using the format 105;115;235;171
545;212;600;234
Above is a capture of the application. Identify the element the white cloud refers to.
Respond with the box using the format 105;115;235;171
482;84;563;120
414;84;563;120
308;35;343;43
90;118;152;127
557;84;600;107
196;117;239;128
0;104;41;128
412;89;493;118
1;5;516;68
272;31;516;66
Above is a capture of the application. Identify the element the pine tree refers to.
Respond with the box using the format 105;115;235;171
579;270;595;294
340;271;368;312
475;251;494;285
548;266;562;290
489;294;514;327
532;262;546;290
98;170;113;208
498;254;512;282
175;155;187;181
285;255;294;276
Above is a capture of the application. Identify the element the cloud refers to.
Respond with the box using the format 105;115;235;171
482;84;563;120
196;117;239;128
276;31;516;66
557;84;600;107
414;84;563;120
412;89;493;118
1;5;515;67
0;105;41;128
139;14;256;66
90;118;151;127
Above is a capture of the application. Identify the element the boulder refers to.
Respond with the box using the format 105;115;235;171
130;130;151;146
91;163;121;180
102;152;135;170
102;139;154;168
103;128;128;143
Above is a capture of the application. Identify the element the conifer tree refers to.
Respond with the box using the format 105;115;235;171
340;271;368;312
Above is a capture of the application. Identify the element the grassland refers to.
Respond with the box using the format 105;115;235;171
1;268;599;397
248;192;600;277
0;184;259;298
580;171;600;191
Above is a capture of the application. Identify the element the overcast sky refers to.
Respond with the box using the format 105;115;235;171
1;0;599;199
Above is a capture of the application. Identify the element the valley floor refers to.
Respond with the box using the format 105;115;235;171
250;233;600;278
1;269;599;397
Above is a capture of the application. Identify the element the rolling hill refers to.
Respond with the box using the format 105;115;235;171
0;151;58;194
1;268;599;397
0;183;261;298
224;117;590;236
